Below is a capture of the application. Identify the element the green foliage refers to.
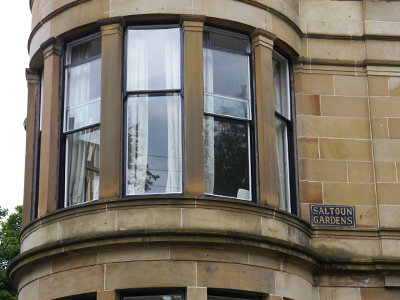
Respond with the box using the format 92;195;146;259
0;206;22;300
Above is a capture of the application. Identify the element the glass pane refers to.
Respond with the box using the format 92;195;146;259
124;296;183;300
276;118;290;212
126;94;182;195
273;57;290;119
203;48;250;119
126;28;181;91
204;30;249;53
65;127;100;206
65;58;101;131
70;37;101;64
204;116;250;200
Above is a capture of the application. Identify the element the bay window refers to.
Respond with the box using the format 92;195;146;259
63;34;101;206
203;27;253;201
124;27;182;195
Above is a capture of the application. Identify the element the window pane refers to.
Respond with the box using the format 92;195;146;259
273;56;290;119
126;28;181;91
276;118;290;212
65;127;100;206
70;37;101;64
205;116;250;200
124;296;183;300
204;30;249;53
65;58;101;131
203;48;250;119
126;94;182;195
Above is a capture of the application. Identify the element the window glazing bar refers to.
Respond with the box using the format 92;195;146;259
204;112;251;123
65;54;101;68
203;44;250;56
64;122;100;135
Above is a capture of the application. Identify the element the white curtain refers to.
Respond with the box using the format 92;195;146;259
204;48;215;194
67;44;93;206
165;31;182;193
126;30;149;194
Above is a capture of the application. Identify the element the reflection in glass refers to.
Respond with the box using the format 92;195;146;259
204;117;250;200
273;57;290;119
204;30;249;52
276;118;290;212
65;58;101;131
203;48;250;119
70;37;101;64
126;94;182;195
65;127;100;206
126;28;181;91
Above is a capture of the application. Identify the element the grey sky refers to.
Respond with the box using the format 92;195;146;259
0;2;31;214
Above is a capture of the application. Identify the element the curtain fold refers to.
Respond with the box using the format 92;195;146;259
204;48;215;194
126;30;149;194
67;45;91;206
165;30;182;193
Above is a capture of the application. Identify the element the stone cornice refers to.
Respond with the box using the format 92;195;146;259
25;68;40;84
40;37;64;58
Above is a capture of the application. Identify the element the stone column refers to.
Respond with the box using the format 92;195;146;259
250;29;280;207
97;17;126;199
186;287;207;300
22;69;40;227
181;15;206;196
97;290;120;300
38;38;63;217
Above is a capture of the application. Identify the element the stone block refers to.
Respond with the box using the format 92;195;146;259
283;260;313;283
52;253;97;273
305;159;347;182
305;20;351;36
261;217;288;240
319;287;360;300
360;287;400;300
323;183;376;205
105;261;196;290
306;138;319;159
18;262;52;292
300;1;362;21
366;40;400;61
371;97;400;118
248;252;282;270
371;118;389;139
368;76;389;97
305;116;370;139
377;183;400;205
364;1;400;22
117;207;181;231
374;139;400;161
355;205;378;228
275;271;313;300
170;247;248;264
365;21;400;38
182;208;262;235
19;280;38;300
186;287;207;300
98;290;120;300
312;238;380;259
58;211;116;240
97;247;170;264
303;74;334;96
21;222;58;252
110;0;192;16
314;274;384;287
348;161;374;184
389;77;400;97
197;262;275;294
308;39;365;61
303;95;320;116
385;275;400;287
375;161;397;183
334;76;368;97
320;139;372;161
388;118;400;139
300;181;323;204
320;96;369;118
38;265;104;300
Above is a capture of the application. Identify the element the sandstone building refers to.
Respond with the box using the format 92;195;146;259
9;0;400;299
